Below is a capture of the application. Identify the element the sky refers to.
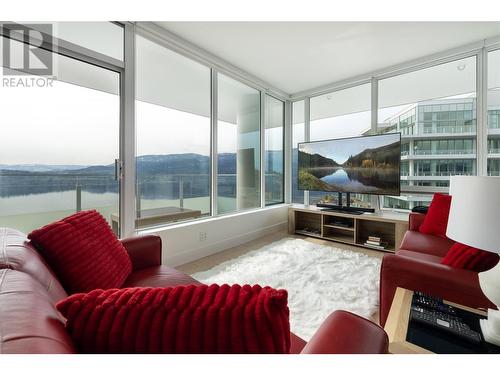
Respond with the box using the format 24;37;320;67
0;71;491;166
292;104;412;147
0;78;283;165
291;91;482;151
300;132;400;164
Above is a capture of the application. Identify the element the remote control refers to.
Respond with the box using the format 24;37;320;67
410;306;482;345
413;291;457;315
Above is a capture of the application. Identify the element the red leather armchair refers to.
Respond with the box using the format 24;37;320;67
379;213;495;326
0;228;388;354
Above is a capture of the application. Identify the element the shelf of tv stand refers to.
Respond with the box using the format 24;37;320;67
289;204;409;253
295;229;323;239
323;224;355;232
323;233;355;244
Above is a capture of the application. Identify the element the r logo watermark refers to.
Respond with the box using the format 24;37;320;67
1;23;56;87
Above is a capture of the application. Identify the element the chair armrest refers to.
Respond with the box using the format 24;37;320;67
120;235;162;271
300;310;388;354
409;212;425;231
379;254;493;326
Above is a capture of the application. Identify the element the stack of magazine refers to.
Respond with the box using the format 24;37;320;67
364;236;388;250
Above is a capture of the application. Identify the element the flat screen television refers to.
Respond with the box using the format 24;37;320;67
298;133;401;196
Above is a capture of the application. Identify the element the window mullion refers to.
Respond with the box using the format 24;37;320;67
210;69;218;216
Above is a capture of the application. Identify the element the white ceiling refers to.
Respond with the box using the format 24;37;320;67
156;22;500;95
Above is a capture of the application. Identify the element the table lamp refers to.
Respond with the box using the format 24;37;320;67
446;175;500;346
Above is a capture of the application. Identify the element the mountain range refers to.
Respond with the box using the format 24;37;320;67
0;152;284;198
298;141;400;170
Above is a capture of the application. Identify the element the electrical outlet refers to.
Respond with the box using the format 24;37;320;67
199;232;207;241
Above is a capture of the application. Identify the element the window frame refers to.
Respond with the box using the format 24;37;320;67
291;40;500;212
0;22;132;235
264;93;286;206
3;22;500;231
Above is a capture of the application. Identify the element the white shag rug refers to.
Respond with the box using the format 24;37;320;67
192;238;381;340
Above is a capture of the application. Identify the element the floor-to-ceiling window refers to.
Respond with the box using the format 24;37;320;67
28;22;124;61
308;83;372;207
217;74;261;214
292;100;305;204
488;49;500;176
0;23;288;233
377;56;477;210
265;95;284;205
135;34;211;227
0;26;121;234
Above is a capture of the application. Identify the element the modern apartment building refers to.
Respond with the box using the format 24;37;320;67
380;97;500;209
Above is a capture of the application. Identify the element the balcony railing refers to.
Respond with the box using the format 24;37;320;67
421;125;476;134
0;171;284;234
414;171;473;177
413;149;474;155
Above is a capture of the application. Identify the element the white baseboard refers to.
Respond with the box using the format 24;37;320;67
165;221;287;267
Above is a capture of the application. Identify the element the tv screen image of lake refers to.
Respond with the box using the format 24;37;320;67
298;133;401;195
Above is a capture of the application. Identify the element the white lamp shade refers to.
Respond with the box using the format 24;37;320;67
479;266;500;307
446;176;500;254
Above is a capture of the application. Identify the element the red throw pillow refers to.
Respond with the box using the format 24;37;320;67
419;193;452;238
56;284;291;354
28;210;132;294
441;242;499;272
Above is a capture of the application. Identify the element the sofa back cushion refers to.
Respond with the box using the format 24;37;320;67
441;242;499;272
0;269;75;354
28;210;132;294
56;284;291;354
419;193;452;238
399;230;454;258
0;227;67;303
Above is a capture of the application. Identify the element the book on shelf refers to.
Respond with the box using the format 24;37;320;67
365;240;381;246
364;241;388;250
368;236;381;242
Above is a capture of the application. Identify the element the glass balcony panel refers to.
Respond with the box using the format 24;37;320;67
135;35;211;227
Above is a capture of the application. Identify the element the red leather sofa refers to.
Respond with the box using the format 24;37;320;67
379;212;495;326
0;228;388;354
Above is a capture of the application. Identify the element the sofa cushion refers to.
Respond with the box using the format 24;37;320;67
28;210;132;294
399;229;454;258
0;227;67;303
289;333;307;354
441;242;499;272
56;284;291;354
419;193;452;238
123;266;202;288
0;269;75;354
300;310;388;354
396;249;444;264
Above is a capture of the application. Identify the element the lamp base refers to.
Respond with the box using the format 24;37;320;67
480;309;500;346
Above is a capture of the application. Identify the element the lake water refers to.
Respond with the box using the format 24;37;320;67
316;166;400;194
321;169;349;185
0;191;237;234
320;168;376;192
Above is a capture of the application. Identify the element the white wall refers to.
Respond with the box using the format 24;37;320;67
139;204;289;267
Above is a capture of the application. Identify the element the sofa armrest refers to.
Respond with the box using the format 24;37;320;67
379;254;493;326
409;212;425;231
300;310;388;354
120;235;162;271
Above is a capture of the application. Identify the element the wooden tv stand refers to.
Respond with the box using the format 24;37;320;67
288;204;409;253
